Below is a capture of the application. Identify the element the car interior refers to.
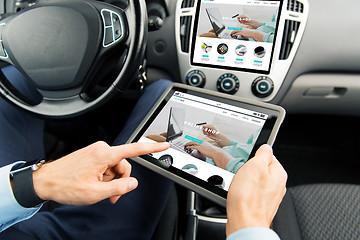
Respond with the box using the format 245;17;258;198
0;0;359;239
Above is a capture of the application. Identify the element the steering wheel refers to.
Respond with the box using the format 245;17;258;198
0;0;147;118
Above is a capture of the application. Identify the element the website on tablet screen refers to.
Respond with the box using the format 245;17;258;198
138;91;268;190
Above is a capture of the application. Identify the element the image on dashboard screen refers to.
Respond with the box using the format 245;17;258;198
137;91;268;191
191;0;281;73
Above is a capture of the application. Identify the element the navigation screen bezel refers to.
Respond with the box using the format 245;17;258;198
190;0;284;74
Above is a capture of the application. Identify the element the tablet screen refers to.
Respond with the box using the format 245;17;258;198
191;0;282;74
131;86;282;198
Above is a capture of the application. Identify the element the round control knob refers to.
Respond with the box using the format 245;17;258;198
251;76;274;98
217;74;239;95
186;70;206;88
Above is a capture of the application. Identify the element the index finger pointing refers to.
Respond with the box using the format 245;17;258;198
109;142;170;164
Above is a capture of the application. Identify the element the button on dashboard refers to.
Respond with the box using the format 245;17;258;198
217;74;239;95
251;76;274;98
186;70;206;88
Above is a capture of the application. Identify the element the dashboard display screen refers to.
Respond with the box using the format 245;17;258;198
191;0;282;74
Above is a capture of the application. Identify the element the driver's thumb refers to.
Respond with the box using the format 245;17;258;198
100;177;138;199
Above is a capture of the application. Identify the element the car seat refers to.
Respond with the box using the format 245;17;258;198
273;184;360;240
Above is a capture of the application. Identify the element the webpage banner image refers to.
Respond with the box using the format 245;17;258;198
139;92;267;191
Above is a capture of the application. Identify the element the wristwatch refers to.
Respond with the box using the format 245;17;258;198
10;159;46;208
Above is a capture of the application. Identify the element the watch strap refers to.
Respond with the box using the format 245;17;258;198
12;167;45;208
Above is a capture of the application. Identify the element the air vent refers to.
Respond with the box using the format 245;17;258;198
279;20;300;60
180;16;192;53
181;0;195;8
287;0;304;13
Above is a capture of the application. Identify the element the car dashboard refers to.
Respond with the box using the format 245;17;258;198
146;0;360;116
144;0;360;239
1;0;358;239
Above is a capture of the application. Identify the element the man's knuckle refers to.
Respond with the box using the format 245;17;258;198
92;141;109;150
91;141;110;158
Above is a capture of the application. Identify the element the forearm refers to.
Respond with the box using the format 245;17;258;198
250;20;261;29
212;151;233;170
253;31;265;42
226;158;246;174
263;32;274;43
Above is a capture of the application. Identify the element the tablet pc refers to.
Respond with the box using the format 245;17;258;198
127;83;285;206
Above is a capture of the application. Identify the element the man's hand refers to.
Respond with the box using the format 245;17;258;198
32;141;170;206
226;145;287;237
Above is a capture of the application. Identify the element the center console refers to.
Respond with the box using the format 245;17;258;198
176;0;309;102
174;0;309;238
